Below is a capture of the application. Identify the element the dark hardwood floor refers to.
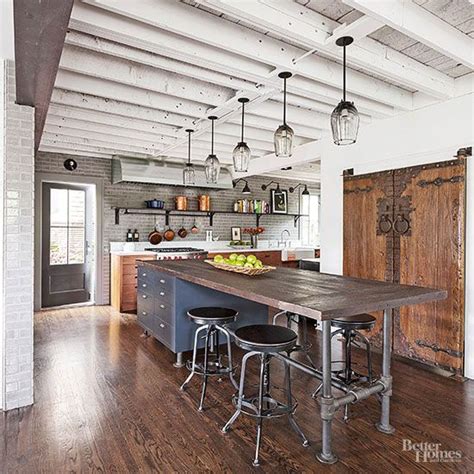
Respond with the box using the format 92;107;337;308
1;306;473;472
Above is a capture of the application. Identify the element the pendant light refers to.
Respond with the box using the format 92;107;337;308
183;129;195;186
205;115;220;184
331;36;360;146
233;97;251;172
274;71;294;157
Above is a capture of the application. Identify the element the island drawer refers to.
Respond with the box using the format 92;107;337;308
137;296;154;331
153;316;174;350
155;300;174;325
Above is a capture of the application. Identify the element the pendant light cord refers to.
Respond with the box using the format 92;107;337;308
283;77;287;125
343;44;346;102
211;118;215;155
187;130;191;165
241;102;245;142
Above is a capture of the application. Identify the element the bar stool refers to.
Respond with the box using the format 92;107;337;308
222;324;309;467
312;313;376;421
180;307;238;412
272;310;317;367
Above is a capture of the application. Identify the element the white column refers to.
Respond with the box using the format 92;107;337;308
1;0;35;410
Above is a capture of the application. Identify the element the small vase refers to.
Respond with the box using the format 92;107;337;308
250;234;258;249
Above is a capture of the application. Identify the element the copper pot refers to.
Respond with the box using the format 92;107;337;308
175;196;188;211
198;195;211;211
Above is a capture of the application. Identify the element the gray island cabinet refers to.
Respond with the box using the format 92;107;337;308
136;261;269;365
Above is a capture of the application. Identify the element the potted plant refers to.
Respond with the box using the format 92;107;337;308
244;226;265;249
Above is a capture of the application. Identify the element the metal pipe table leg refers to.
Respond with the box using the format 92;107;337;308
316;320;338;464
174;352;185;368
375;308;395;434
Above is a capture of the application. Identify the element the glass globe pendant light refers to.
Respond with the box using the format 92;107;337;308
274;71;294;157
233;97;251;172
183;129;195;186
205;115;220;184
331;36;360;146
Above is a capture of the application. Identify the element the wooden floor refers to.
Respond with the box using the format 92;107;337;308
1;306;473;473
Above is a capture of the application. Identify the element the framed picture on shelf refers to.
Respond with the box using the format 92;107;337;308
270;189;288;214
231;227;241;241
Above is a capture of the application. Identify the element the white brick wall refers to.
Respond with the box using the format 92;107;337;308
1;59;35;410
35;152;320;305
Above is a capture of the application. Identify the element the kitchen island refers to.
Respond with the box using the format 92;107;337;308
136;259;446;464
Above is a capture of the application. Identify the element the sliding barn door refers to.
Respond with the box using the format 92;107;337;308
394;160;465;373
343;172;394;346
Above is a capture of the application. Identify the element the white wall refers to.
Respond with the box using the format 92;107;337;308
318;92;474;378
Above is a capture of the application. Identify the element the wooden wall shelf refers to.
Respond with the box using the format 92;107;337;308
112;207;307;227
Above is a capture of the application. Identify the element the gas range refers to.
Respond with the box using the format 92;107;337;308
145;247;208;260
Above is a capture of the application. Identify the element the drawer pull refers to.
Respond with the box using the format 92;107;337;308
142;311;147;316
142;283;147;288
159;279;165;283
159;291;165;296
159;323;165;328
142;294;147;299
159;304;165;309
142;273;147;277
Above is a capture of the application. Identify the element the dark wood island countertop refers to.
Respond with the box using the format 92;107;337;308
139;260;446;321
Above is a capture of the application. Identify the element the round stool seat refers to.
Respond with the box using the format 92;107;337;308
235;324;297;353
187;307;238;325
331;313;376;330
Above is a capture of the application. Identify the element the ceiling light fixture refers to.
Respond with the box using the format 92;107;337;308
289;183;310;196
233;178;251;195
274;71;294;157
233;97;251;172
331;36;360;146
183;129;195;186
205;115;220;184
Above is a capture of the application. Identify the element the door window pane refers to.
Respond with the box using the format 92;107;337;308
68;227;85;264
49;187;86;265
50;227;68;265
50;189;68;226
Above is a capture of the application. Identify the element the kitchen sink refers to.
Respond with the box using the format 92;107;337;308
280;247;315;262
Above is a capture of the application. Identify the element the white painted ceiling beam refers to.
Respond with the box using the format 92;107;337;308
199;0;453;100
55;70;211;119
65;29;260;95
79;0;413;109
51;88;197;129
60;44;235;107
212;0;454;99
70;2;394;118
38;145;112;159
344;0;474;69
325;15;384;44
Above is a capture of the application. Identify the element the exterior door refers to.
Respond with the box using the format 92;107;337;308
395;160;465;373
343;171;394;347
42;183;91;307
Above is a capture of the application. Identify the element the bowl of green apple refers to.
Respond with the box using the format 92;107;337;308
205;253;276;276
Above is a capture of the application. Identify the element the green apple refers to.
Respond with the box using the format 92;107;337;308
254;261;263;268
237;254;247;262
213;255;224;263
229;253;238;262
256;259;263;266
244;262;254;268
246;254;257;264
234;260;245;267
224;258;233;264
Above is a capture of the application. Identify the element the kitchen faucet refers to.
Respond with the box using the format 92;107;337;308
279;229;291;248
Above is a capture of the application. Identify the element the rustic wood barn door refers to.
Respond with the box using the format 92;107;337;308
394;160;465;373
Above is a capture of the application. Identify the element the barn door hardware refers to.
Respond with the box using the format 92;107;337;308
377;200;392;234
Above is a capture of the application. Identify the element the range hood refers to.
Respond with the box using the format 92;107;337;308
112;156;233;189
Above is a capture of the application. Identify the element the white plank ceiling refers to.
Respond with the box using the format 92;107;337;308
40;0;474;181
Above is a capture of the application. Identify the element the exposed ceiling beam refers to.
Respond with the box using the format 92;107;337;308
38;145;112;159
79;0;412;109
343;0;474;70
60;44;234;107
325;15;384;45
13;0;74;150
201;0;453;99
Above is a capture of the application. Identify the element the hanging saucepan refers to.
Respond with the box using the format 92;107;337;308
191;218;199;234
148;219;162;245
178;219;188;239
163;226;175;241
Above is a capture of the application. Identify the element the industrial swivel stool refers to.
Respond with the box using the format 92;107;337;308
312;313;376;422
180;307;238;412
222;324;309;467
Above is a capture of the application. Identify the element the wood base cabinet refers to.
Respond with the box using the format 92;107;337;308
344;159;465;374
111;254;156;312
